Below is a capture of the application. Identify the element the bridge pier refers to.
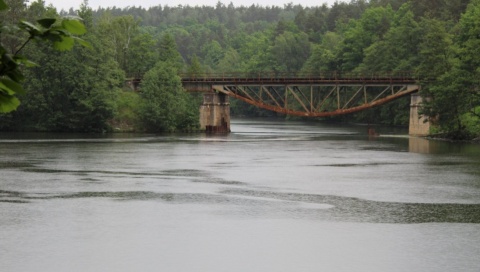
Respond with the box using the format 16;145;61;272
409;93;430;136
199;92;231;133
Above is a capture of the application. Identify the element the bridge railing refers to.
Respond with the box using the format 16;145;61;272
180;71;418;82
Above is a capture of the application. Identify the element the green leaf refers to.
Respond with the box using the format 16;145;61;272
19;21;42;35
0;82;15;95
14;55;38;67
0;0;8;11
62;19;86;35
1;78;25;95
54;36;75;51
1;53;18;70
6;69;25;82
42;31;64;43
37;18;57;29
73;36;92;48
0;93;20;113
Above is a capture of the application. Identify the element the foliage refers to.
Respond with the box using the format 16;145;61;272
461;107;480;136
301;31;341;74
420;0;480;139
157;32;184;72
186;54;203;76
139;61;198;132
0;0;478;138
270;30;311;73
337;5;394;72
0;0;88;113
137;32;197;132
109;91;142;132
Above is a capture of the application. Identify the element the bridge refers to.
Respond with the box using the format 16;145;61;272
180;72;428;135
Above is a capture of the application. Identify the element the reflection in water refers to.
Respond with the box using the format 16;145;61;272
409;136;480;155
409;137;438;154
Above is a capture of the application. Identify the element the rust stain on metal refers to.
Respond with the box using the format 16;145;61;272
187;72;420;118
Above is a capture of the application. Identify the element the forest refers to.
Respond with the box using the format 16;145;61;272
0;0;479;139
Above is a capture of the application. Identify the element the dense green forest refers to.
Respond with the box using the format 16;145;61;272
0;0;479;138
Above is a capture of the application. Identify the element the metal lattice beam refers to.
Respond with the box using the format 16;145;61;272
181;72;421;117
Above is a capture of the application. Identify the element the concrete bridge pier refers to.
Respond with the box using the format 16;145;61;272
409;93;430;136
199;92;231;133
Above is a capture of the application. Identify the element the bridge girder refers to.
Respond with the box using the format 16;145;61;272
209;83;419;117
179;73;421;117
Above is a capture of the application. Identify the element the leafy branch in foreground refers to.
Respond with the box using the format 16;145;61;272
0;0;89;113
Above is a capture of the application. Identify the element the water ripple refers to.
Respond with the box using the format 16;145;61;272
2;188;479;224
220;189;480;224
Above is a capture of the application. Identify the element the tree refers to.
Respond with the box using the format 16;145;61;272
0;0;477;136
361;3;420;72
96;13;140;74
0;0;28;54
127;31;158;78
415;0;480;139
1;1;122;132
186;54;203;76
269;30;311;73
0;0;88;113
139;61;198;132
337;5;394;72
242;31;271;73
217;47;245;73
416;18;454;79
140;31;197;132
202;40;224;71
301;31;341;74
431;0;480;138
158;32;184;70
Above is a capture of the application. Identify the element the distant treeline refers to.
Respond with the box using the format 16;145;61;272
0;0;478;139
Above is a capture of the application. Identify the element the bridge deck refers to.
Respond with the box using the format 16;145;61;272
181;72;420;118
180;72;418;85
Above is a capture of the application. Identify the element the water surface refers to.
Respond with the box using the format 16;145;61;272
1;119;480;271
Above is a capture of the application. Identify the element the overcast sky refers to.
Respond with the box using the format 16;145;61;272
43;0;341;11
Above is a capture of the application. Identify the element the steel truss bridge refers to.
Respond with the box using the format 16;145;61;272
181;72;420;117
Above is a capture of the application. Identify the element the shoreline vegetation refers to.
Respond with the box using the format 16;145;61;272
0;0;478;140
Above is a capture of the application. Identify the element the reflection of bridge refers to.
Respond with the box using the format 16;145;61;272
181;72;429;135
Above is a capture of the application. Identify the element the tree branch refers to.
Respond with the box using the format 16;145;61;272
14;36;33;56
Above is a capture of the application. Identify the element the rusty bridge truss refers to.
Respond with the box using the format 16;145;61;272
181;72;420;117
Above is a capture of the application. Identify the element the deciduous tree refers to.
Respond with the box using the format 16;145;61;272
0;0;88;113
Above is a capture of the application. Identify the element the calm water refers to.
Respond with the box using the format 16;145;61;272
1;119;480;272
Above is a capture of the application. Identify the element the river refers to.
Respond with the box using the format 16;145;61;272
1;118;480;272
